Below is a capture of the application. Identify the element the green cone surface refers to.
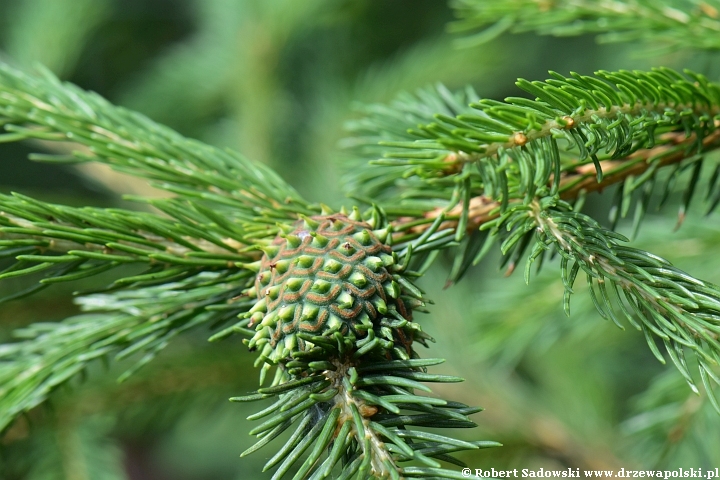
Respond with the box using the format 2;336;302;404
246;214;418;364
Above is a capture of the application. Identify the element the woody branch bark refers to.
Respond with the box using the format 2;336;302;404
397;129;720;235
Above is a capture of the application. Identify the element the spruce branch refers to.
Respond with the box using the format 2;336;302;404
0;62;309;219
481;196;720;412
400;128;720;238
210;210;497;479
0;270;252;432
0;61;321;299
343;83;478;206
345;69;720;407
0;192;263;301
232;354;498;479
347;68;720;208
346;68;720;246
449;0;720;51
6;28;720;472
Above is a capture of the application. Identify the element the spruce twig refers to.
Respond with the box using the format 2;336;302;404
3;12;720;472
450;0;720;52
345;68;720;406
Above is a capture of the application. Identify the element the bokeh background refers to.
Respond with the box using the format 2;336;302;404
1;0;720;478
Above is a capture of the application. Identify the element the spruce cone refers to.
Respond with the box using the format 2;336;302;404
246;213;425;367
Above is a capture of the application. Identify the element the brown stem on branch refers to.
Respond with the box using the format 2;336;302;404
396;129;720;235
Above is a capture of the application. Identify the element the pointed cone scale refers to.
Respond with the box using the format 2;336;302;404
365;256;383;272
320;204;333;215
283;234;302;249
298;214;320;230
378;338;393;350
249;298;267;314
261;342;273;358
372;227;390;242
257;271;271;286
310;232;329;248
261;311;278;327
278;304;296;321
276;222;295;235
383;280;400;298
274;259;290;274
285;277;304;291
253;354;264;368
339;206;349;215
240;260;262;272
396;275;424;299
258;362;271;385
339;242;355;255
260;245;280;258
337;292;354;309
358;313;373;328
271;364;285;386
311;279;331;293
326;315;343;332
349;272;367;288
270;346;283;362
353;229;372;246
301;304;319;321
348;206;362;221
380;253;395;267
373;298;388;314
296;255;314;268
249;311;264;327
323;258;342;273
366;216;377;229
404;298;426;309
284;334;297;351
264;285;281;300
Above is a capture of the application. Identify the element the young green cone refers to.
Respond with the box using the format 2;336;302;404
244;212;430;384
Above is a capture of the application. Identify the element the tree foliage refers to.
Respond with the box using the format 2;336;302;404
2;0;720;478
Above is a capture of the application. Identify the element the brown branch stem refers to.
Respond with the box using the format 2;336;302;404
396;129;720;235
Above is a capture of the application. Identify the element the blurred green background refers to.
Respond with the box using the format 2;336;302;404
1;0;720;478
